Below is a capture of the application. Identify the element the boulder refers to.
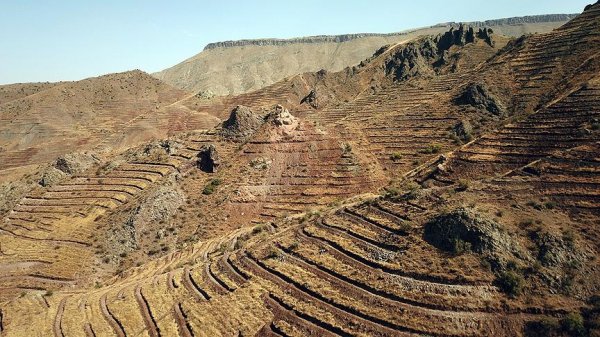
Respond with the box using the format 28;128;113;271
455;83;505;115
54;152;99;174
220;105;264;141
197;144;220;173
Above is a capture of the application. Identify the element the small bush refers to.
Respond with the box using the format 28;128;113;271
202;178;222;195
44;290;53;297
518;219;535;228
252;224;268;235
390;152;403;161
383;186;401;199
526;200;543;210
561;312;585;337
456;179;470;192
495;270;524;297
524;318;560;337
563;229;576;248
264;247;280;260
419;143;442;154
288;241;300;251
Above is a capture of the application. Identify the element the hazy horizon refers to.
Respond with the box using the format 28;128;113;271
0;0;592;85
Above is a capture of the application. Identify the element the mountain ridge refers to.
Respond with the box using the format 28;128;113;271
203;13;578;50
155;13;578;96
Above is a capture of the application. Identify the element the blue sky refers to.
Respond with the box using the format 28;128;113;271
0;0;592;84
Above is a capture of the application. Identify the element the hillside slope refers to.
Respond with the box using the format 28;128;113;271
1;4;599;337
154;14;576;96
0;70;221;177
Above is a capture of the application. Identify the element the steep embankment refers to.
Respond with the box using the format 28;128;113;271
154;14;576;96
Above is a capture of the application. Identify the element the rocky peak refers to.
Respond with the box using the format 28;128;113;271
220;105;264;141
436;24;476;50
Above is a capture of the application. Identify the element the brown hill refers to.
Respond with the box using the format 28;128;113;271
0;3;599;337
0;70;220;177
154;14;576;96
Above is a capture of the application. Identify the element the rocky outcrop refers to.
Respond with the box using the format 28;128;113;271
220;105;264;141
385;24;495;81
123;178;186;248
436;24;476;50
54;152;99;175
39;167;67;187
196;89;215;100
385;37;439;81
197;144;220;173
423;208;527;267
454;83;505;115
533;231;588;267
300;90;319;109
476;28;494;47
267;105;297;127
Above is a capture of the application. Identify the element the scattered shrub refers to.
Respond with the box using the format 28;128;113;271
526;200;543;210
264;247;280;260
202;178;222;195
563;229;576;248
390;152;403;161
561;312;586;337
383;186;401;199
495;270;524;297
419;143;442;154
455;179;470;192
288;241;300;251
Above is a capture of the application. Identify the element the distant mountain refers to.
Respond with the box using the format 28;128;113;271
154;14;577;96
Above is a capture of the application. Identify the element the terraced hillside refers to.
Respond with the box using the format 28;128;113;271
1;3;600;337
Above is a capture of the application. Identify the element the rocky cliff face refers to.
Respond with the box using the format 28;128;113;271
203;14;577;51
384;24;496;81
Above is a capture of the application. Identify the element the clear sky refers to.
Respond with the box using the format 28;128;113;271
0;0;592;85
